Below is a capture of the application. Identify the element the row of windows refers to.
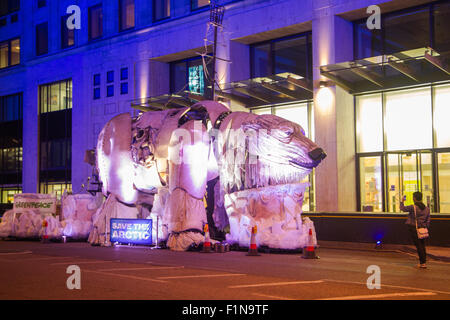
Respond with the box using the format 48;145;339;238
33;0;214;57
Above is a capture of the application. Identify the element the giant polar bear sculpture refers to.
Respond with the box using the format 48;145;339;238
95;101;326;250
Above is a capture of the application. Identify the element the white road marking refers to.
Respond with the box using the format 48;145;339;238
228;280;324;289
157;273;246;280
83;270;168;283
319;291;437;300
321;279;450;296
0;251;32;255
98;266;184;272
50;260;112;265
18;256;75;262
252;293;295;300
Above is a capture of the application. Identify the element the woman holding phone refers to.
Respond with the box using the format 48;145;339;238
400;191;431;269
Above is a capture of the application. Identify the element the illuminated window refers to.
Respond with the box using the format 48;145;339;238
0;188;21;204
355;85;450;213
274;103;309;138
191;0;210;11
40;183;72;200
0;38;20;69
39;80;72;190
384;87;432;151
170;57;212;97
359;157;383;212
119;0;135;31
356;93;383;153
434;84;450;148
252;107;271;115
188;65;204;95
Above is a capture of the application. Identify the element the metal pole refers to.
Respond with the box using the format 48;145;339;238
211;24;218;101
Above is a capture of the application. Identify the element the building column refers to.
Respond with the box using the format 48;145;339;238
22;80;39;193
312;4;356;212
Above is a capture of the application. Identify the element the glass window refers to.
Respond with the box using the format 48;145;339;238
40;80;72;114
359;157;383;212
107;85;114;97
384;8;430;55
1;188;21;204
153;0;170;21
434;3;450;53
0;0;19;17
119;0;135;31
120;82;128;95
251;43;270;78
37;0;46;8
120;67;128;81
356;93;383;152
438;153;450;213
192;0;210;11
353;20;382;59
170;61;187;94
274;103;309;138
274;36;309;78
384;88;432;151
89;5;103;40
93;74;100;87
93;87;100;100
0;41;7;69
434;84;450;148
61;14;75;49
107;71;114;83
252;107;272;115
10;38;19;65
36;22;48;56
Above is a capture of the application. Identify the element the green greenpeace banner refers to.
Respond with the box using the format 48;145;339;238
13;194;57;214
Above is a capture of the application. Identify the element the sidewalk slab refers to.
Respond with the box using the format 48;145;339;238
318;240;450;262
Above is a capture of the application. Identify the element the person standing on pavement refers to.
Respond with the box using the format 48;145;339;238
400;191;431;269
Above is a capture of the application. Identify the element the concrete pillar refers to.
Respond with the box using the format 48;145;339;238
312;4;356;212
216;30;249;112
22;79;39;193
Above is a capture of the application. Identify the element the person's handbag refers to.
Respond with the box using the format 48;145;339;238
414;205;429;239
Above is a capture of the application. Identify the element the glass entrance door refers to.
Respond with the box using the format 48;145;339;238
386;151;433;212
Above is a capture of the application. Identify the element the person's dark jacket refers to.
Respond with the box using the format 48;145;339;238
400;201;430;229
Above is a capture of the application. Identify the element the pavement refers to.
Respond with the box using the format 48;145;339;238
318;240;450;262
1;240;450;301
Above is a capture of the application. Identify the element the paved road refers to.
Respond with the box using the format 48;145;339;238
0;241;449;301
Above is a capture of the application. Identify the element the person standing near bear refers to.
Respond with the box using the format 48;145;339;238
400;191;431;269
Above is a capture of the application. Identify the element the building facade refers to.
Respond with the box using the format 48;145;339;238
0;0;449;223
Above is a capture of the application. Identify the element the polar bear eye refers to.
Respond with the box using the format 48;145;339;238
280;126;294;136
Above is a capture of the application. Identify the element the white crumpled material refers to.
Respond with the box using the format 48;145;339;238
166;231;207;251
61;193;102;239
224;182;315;249
88;194;138;246
0;210;15;237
